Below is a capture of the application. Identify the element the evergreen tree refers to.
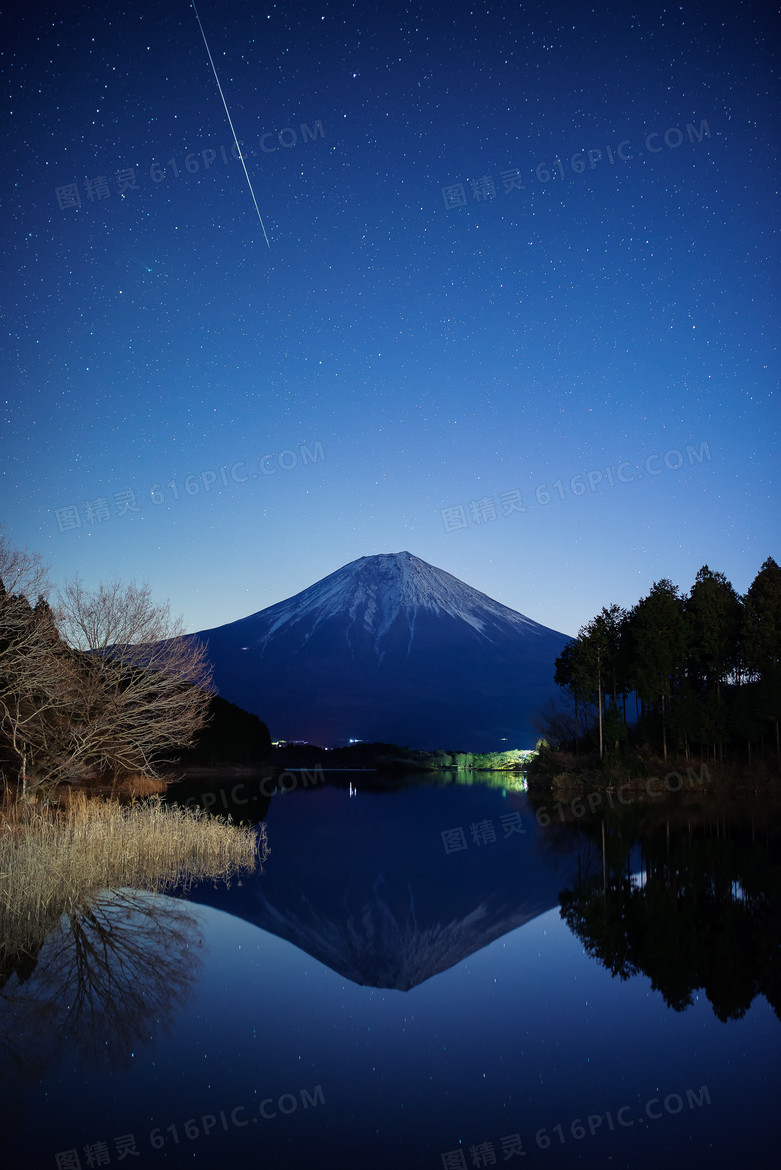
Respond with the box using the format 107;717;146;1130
626;580;687;761
743;557;781;759
550;558;779;766
574;615;610;758
684;566;741;760
554;640;582;754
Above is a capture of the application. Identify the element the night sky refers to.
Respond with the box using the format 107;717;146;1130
2;0;777;638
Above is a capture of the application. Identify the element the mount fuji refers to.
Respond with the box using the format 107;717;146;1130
192;552;571;750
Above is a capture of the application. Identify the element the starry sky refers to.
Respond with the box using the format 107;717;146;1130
2;0;777;638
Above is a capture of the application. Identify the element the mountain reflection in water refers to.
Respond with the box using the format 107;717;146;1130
185;774;781;1022
0;774;778;1170
184;775;603;990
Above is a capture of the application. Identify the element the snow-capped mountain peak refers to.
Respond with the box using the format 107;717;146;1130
237;551;538;655
196;552;570;749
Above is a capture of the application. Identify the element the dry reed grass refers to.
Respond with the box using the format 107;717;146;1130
0;791;266;958
113;773;170;798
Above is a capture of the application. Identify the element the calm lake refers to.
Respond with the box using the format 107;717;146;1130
2;772;778;1169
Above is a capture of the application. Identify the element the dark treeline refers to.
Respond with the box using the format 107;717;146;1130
268;741;533;772
551;558;781;766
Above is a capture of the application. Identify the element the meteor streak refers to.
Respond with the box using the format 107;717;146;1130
190;0;271;248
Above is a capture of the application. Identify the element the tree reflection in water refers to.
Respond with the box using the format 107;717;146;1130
559;806;781;1023
0;889;202;1080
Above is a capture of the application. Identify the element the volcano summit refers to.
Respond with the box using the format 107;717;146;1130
193;552;570;750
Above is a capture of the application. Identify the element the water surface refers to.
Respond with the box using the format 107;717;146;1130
1;773;777;1169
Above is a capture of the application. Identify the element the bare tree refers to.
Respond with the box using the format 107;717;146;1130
533;692;600;751
0;890;202;1076
0;587;75;798
1;525;214;796
0;526;50;603
0;529;73;797
533;695;577;750
56;577;214;783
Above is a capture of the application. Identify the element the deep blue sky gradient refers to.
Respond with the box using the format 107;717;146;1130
2;0;777;636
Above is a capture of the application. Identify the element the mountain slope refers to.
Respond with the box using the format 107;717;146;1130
194;552;571;749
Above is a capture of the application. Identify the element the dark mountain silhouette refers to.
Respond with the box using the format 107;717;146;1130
192;551;571;749
179;694;272;767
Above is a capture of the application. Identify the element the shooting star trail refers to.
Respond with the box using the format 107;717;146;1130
190;0;271;248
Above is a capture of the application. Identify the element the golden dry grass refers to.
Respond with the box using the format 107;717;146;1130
0;791;266;958
112;773;170;798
